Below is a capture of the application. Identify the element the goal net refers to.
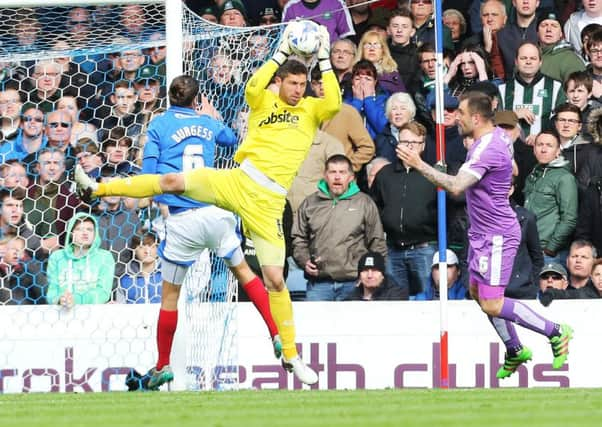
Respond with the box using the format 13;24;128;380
0;1;283;393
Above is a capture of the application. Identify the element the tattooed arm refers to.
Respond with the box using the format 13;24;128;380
397;144;479;196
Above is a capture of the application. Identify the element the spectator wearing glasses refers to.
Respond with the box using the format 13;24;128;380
330;38;357;88
539;241;600;305
554;103;597;188
42;109;77;173
0;107;47;166
26;61;65;113
0;88;23;143
371;121;437;298
56;95;99;148
355;30;406;95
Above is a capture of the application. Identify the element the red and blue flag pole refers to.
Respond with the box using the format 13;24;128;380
434;0;449;389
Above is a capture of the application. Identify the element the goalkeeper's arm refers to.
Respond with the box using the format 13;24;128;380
315;25;341;121
245;25;293;108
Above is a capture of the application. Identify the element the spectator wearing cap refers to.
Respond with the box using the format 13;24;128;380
564;0;602;56
539;240;600;305
344;251;408;301
414;249;467;300
219;0;248;27
507;176;543;299
498;42;566;145
423;90;465;170
257;7;281;26
238;0;279;26
199;5;219;23
291;154;386;301
282;0;355;42
134;65;165;116
494;110;535;206
538;12;586;84
371;121;437;298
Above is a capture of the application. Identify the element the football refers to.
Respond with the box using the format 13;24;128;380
287;20;321;57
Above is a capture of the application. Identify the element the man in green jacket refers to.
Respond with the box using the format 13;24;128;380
524;131;578;265
537;12;586;84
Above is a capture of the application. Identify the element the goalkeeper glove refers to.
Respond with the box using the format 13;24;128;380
273;24;293;65
316;25;331;71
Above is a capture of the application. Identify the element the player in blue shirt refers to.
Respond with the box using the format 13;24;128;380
86;75;280;390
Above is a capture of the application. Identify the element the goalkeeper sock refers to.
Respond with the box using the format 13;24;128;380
269;289;297;360
95;174;163;198
243;276;278;338
156;309;178;370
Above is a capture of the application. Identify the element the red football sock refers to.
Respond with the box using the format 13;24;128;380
156;309;178;370
243;276;278;338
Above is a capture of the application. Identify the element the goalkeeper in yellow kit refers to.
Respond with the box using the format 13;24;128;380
74;24;341;385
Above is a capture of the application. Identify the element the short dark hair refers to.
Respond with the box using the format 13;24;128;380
535;130;560;148
275;59;308;80
389;7;414;25
587;27;602;49
168;75;199;108
554;102;581;118
417;42;435;58
564;70;593;92
325;154;353;172
130;231;159;248
351;60;377;79
0;187;26;203
459;91;495;121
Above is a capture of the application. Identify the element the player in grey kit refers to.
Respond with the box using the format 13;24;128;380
397;91;573;378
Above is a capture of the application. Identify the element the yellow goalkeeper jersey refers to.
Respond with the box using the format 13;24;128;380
234;60;341;191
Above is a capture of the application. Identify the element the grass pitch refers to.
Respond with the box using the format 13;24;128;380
1;388;601;427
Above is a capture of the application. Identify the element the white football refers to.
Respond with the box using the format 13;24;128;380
287;20;321;57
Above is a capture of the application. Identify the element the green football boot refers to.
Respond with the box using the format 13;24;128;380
496;347;533;379
550;324;574;369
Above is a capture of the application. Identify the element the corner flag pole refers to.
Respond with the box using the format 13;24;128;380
434;0;449;389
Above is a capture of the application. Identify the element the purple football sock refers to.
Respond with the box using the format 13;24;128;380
488;315;522;354
498;298;558;337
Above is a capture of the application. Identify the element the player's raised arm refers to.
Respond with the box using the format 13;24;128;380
315;25;341;122
245;24;293;109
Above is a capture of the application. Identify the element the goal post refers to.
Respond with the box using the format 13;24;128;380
0;0;287;392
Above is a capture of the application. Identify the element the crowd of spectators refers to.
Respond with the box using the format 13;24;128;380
0;0;601;306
